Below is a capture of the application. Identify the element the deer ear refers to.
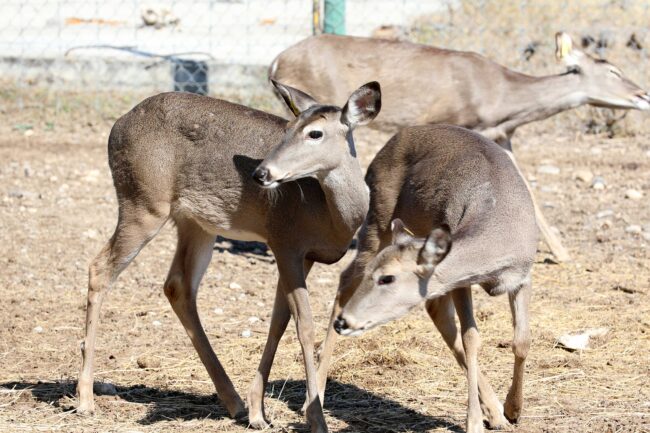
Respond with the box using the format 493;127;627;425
271;79;319;117
342;81;381;128
391;218;415;246
555;32;582;67
417;226;451;267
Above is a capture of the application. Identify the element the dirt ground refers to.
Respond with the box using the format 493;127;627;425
1;102;649;433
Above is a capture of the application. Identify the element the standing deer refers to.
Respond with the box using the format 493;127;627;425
316;125;538;433
76;80;381;433
270;32;650;262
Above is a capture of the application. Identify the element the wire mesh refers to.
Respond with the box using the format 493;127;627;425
1;0;649;126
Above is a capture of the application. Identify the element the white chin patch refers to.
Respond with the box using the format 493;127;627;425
338;328;366;337
261;181;280;189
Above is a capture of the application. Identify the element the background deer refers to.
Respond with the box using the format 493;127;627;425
76;80;381;433
315;125;537;433
270;32;650;262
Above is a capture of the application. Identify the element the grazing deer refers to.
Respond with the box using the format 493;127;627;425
76;80;381;433
270;32;650;262
315;125;537;433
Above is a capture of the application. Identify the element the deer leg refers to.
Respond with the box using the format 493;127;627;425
452;288;484;433
77;205;167;414
504;279;532;423
307;262;363;412
163;221;244;418
426;295;510;430
247;278;290;428
503;150;571;262
248;260;313;429
276;255;327;433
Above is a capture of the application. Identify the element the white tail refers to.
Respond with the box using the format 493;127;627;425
76;81;381;433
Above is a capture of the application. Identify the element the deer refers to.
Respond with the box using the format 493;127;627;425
313;124;538;433
75;80;382;433
270;32;650;263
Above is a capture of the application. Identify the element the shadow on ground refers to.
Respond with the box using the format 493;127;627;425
1;379;460;432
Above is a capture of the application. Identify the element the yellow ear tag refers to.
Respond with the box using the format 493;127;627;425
288;99;301;116
403;226;415;237
556;33;572;59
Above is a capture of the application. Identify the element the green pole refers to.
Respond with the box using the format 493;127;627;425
323;0;345;35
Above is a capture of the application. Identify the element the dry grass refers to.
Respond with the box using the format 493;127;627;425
1;2;650;432
0;110;649;432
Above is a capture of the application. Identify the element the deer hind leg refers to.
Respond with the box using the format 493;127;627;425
452;287;484;433
77;203;168;414
504;278;532;423
163;220;244;418
426;295;510;430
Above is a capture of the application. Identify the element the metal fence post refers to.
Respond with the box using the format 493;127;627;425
323;0;345;35
313;0;322;35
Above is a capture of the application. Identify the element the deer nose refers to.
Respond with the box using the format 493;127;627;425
333;316;348;334
252;166;270;185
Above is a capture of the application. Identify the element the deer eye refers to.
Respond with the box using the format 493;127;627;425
377;275;395;285
307;130;323;140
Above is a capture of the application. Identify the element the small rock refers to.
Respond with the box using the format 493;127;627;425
24;166;32;177
33;326;43;333
248;316;260;324
83;229;99;239
256;301;265;307
556;328;609;351
537;164;560;175
626;225;642;234
229;282;242;290
152;320;162;327
643;232;650;241
590;147;603;155
81;170;101;183
137;355;161;369
8;189;37;199
573;168;594;183
241;329;252;338
24;129;34;137
93;382;117;395
591;176;606;190
596;209;614;219
213;307;224;315
599;220;612;230
625;189;643;200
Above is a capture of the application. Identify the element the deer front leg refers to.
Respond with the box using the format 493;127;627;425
504;280;532;423
247;278;291;429
309;262;364;411
452;288;484;433
426;295;510;430
277;255;327;433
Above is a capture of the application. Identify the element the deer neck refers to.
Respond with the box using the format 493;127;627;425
317;152;369;238
497;72;585;133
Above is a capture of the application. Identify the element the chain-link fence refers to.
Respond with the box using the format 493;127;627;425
2;0;650;130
